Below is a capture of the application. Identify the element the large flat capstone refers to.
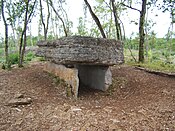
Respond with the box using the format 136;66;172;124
36;36;124;66
36;36;124;98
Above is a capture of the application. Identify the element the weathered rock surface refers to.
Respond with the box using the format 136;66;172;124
36;36;124;65
44;62;79;98
7;97;32;106
44;63;112;98
36;36;124;98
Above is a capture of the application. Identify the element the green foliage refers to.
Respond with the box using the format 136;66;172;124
90;27;101;37
0;48;4;56
95;0;103;4
2;64;6;69
26;36;38;46
127;61;175;72
9;53;19;64
77;17;88;36
1;52;18;69
25;51;35;61
124;36;139;50
1;62;11;70
38;57;45;61
0;37;4;48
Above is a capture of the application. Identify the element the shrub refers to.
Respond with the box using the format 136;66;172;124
25;51;35;61
9;53;19;64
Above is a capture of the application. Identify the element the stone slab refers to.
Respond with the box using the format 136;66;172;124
36;36;124;66
77;65;112;91
44;62;79;98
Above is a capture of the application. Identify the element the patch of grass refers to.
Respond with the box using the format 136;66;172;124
127;61;175;72
38;57;46;61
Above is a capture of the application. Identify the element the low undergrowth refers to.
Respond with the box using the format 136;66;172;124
127;61;175;73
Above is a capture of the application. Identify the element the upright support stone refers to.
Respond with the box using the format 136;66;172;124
77;65;112;91
44;62;79;98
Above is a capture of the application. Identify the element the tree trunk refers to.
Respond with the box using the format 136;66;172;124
18;0;36;67
119;19;126;40
49;0;68;37
30;25;33;46
84;0;106;38
50;9;55;39
38;17;42;41
11;25;18;51
111;0;121;40
1;0;9;67
19;1;29;67
39;0;50;40
138;0;147;63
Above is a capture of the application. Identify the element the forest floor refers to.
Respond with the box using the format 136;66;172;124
0;62;175;130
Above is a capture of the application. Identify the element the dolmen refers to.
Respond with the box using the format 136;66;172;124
36;36;124;98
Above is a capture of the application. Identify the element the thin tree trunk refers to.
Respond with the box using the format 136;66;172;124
19;1;29;67
59;1;70;35
46;0;50;39
50;9;55;39
145;6;149;59
19;31;24;67
119;18;126;40
39;0;45;39
170;23;173;54
49;0;68;37
10;23;18;51
107;11;113;38
18;0;36;67
38;17;42;41
170;8;174;54
111;0;121;40
39;0;50;40
55;22;58;39
84;0;106;38
30;25;33;46
1;0;9;67
138;0;147;63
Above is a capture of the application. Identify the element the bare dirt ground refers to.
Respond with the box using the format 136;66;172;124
0;62;175;130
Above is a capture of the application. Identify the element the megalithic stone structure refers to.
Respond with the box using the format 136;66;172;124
36;36;124;98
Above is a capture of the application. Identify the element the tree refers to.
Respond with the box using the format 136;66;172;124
139;0;147;62
39;0;50;40
5;0;21;51
1;0;10;68
84;0;106;38
77;17;88;35
18;0;37;67
48;0;68;37
122;0;147;62
110;0;122;40
161;0;175;54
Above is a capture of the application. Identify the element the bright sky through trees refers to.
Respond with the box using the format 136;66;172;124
67;0;173;38
0;0;174;39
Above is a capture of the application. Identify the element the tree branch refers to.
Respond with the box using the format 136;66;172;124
121;3;141;13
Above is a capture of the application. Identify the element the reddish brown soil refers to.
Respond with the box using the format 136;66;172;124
0;62;175;130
